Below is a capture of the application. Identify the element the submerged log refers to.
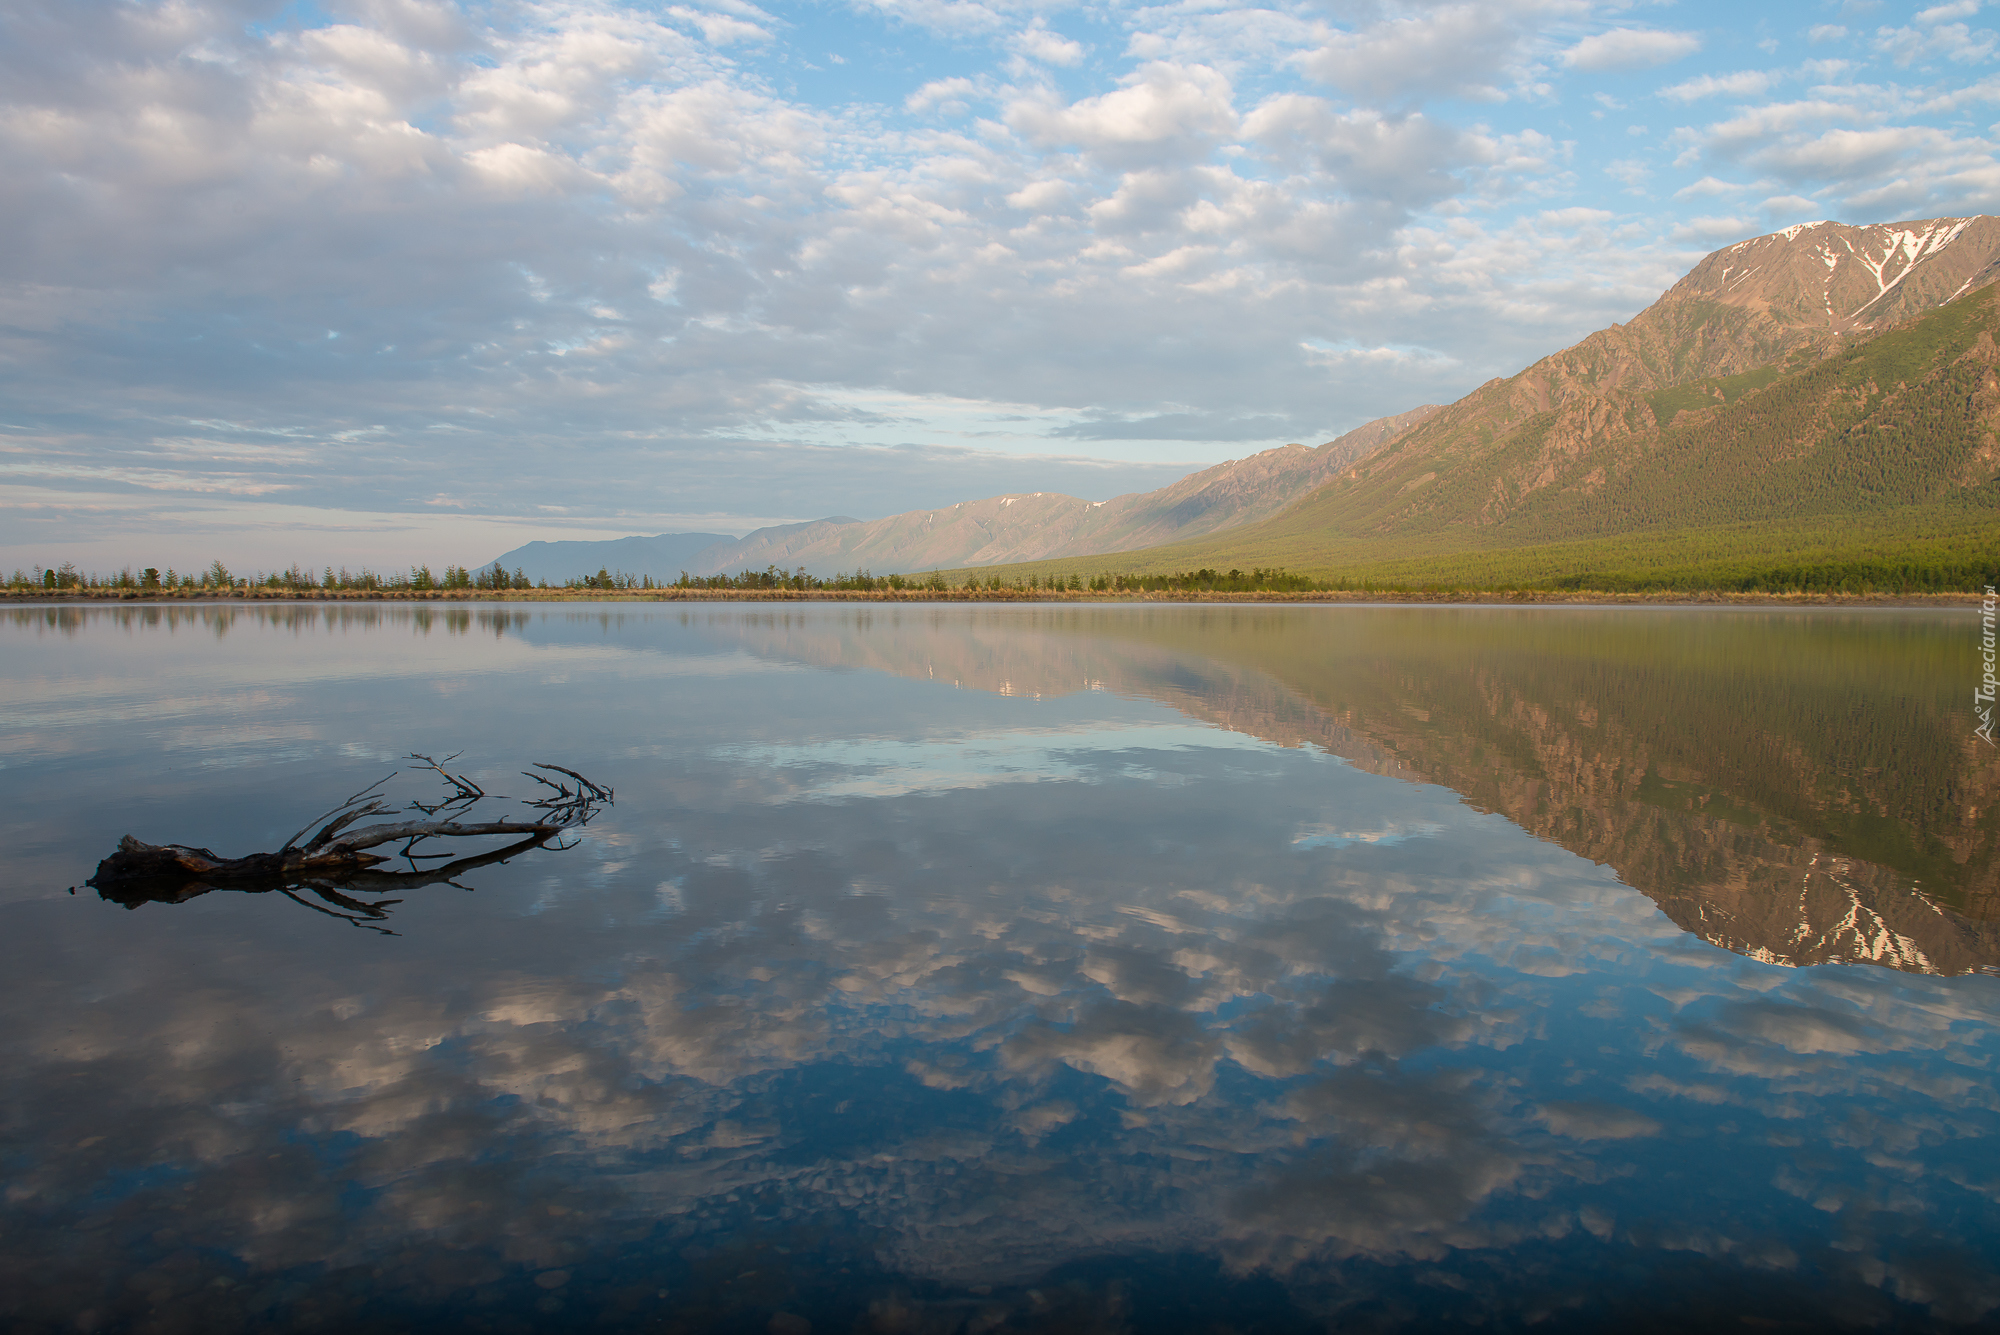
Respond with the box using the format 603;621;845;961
81;756;612;930
86;823;563;889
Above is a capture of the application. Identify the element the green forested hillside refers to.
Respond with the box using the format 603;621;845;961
947;285;2000;590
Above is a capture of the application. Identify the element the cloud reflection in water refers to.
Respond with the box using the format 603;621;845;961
2;604;1998;1332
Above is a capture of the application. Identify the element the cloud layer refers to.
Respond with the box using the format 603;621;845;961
3;0;2000;567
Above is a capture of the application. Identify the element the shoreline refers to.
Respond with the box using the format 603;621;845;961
2;588;1986;607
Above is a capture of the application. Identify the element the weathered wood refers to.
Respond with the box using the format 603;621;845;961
86;834;397;890
318;818;563;857
82;757;611;923
92;833;562;933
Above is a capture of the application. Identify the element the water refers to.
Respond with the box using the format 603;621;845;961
3;602;1998;1333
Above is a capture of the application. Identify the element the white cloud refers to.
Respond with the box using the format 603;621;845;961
1918;0;1982;23
465;141;595;196
1083;166;1211;233
1748;125;1951;182
1671;215;1759;241
1244;97;1472;209
1296;4;1529;105
1698;99;1862;158
1674;175;1746;197
1003;177;1073;212
1537;206;1614;227
906;77;982;116
1874;20;2000;65
1562;29;1702;73
1759;193;1821;212
1659;71;1775;102
1010;21;1084;67
667;5;771;46
1006;63;1239;163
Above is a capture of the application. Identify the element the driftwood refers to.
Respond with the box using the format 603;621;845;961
82;755;612;933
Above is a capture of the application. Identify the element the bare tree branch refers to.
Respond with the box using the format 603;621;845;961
84;757;612;930
531;763;612;802
279;773;394;852
319;819;561;857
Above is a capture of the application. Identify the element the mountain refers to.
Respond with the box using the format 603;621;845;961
682;406;1440;577
955;217;2000;587
487;532;739;584
1290;216;2000;537
482;408;1440;582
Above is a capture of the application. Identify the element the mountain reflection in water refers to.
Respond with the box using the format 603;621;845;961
2;603;1998;1334
701;605;2000;976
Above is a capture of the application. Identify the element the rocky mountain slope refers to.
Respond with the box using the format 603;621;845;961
1317;274;2000;539
1312;216;2000;535
967;217;2000;584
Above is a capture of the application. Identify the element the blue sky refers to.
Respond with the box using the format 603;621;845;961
4;0;2000;568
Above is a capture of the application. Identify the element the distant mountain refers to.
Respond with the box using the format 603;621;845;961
683;406;1440;577
487;532;738;584
481;408;1440;582
966;217;2000;585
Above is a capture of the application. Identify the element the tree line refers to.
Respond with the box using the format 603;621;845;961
669;566;1323;593
10;561;539;593
11;560;1328;595
13;554;1994;597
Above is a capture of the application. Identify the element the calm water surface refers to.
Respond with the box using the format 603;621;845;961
3;602;1999;1334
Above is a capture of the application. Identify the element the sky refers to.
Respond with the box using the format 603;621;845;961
5;0;2000;571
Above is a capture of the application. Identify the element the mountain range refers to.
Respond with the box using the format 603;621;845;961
964;216;2000;587
494;217;2000;586
491;406;1438;581
1220;216;2000;539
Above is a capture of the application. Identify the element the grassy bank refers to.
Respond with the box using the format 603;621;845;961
934;507;2000;595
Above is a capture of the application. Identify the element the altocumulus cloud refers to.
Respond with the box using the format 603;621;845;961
4;0;2000;568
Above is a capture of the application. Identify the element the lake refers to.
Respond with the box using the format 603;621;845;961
3;601;1998;1334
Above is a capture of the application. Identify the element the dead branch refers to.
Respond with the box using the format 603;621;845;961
277;774;394;853
319;833;554;893
317;818;562;857
299;801;393;853
83;758;612;920
405;751;485;814
531;763;612;802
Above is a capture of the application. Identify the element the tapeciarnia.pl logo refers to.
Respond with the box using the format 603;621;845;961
1980;585;1998;747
